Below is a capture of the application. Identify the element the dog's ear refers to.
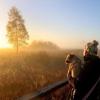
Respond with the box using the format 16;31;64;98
69;54;74;58
66;53;74;59
65;54;74;64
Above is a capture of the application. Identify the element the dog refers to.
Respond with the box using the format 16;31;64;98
65;54;81;65
65;54;82;99
65;54;82;82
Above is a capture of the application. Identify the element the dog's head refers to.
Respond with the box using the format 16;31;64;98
65;54;81;65
65;54;75;64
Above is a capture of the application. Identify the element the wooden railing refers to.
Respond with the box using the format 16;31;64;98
17;79;68;100
17;77;100;100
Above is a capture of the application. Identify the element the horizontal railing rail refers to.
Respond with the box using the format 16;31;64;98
17;79;68;100
17;77;100;100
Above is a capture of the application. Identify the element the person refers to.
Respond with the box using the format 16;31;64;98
83;40;99;62
65;54;82;99
73;40;100;100
74;55;100;100
92;40;99;55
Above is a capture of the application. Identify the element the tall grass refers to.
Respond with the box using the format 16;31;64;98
0;49;69;99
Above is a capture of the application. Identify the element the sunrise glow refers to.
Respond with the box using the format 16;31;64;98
0;34;12;48
0;0;100;49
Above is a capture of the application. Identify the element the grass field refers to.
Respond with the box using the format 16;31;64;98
0;48;83;99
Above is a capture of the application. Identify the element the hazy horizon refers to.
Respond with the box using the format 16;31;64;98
0;0;100;49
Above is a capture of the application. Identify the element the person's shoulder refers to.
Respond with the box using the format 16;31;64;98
92;55;100;64
93;55;100;60
96;56;100;62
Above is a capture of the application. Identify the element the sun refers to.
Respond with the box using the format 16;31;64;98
0;33;12;48
0;40;12;48
0;42;12;48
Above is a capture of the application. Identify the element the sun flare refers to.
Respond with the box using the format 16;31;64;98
0;33;12;48
0;42;11;48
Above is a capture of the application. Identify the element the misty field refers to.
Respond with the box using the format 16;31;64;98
0;49;83;100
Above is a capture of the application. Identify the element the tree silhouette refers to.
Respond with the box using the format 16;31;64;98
6;7;29;53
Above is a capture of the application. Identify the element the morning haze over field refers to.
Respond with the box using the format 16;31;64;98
0;0;100;100
0;0;100;49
